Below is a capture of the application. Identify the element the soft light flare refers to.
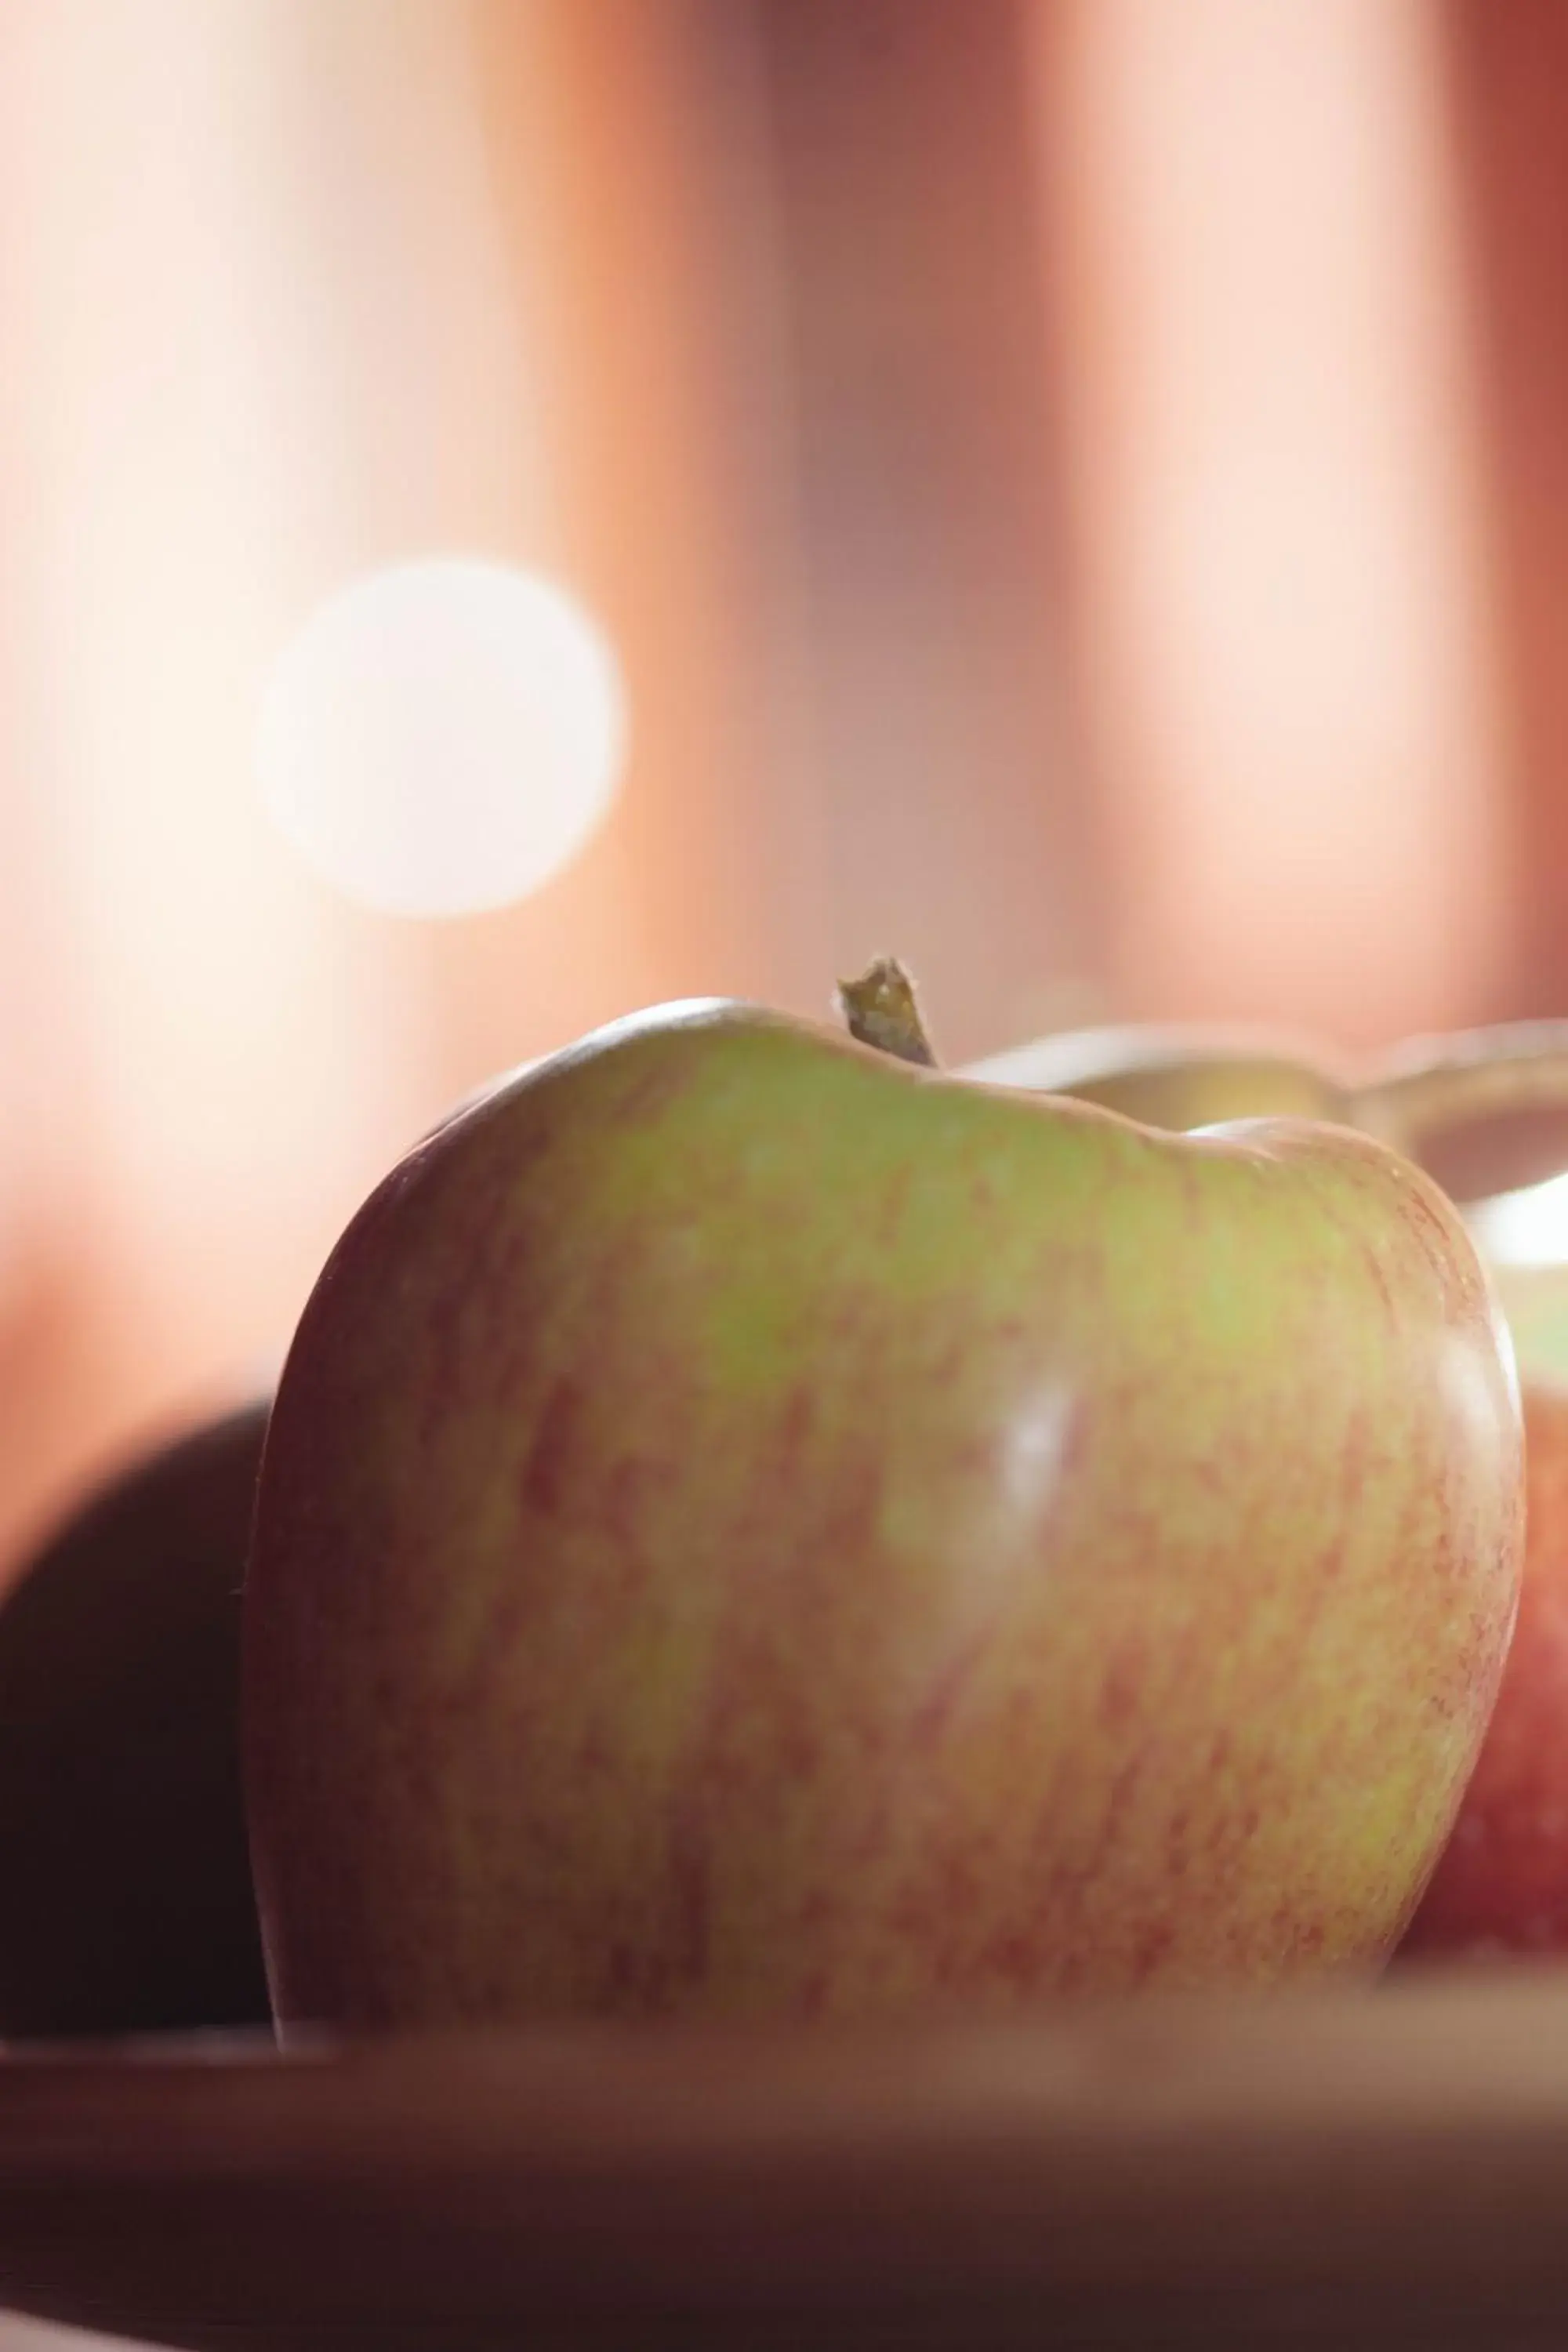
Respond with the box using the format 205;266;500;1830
1472;1174;1568;1271
256;559;626;917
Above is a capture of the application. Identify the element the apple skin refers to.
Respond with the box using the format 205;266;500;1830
0;1403;272;2038
243;1002;1523;2031
1398;1382;1568;1961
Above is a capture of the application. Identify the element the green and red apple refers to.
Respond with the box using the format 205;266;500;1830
1399;1382;1568;1960
980;1008;1568;1970
1341;1024;1568;1965
1396;1188;1568;1962
242;977;1523;2031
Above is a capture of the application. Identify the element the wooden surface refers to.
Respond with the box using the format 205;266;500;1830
4;1973;1568;2347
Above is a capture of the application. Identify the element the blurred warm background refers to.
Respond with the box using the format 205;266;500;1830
0;0;1561;1581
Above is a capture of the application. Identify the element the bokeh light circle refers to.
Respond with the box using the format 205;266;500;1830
256;558;626;916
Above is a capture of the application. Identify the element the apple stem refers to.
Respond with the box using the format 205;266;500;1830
836;957;940;1069
1353;1022;1568;1157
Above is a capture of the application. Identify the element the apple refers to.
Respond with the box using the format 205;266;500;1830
0;1403;272;2038
995;1010;1568;1972
1398;1383;1568;1960
242;971;1522;2032
1343;1022;1568;1965
1392;1110;1568;1965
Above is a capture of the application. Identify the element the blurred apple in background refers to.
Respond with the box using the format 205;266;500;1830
963;1025;1358;1132
0;1402;271;2040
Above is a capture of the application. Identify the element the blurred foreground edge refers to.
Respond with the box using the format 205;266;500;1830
4;1970;1568;2348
